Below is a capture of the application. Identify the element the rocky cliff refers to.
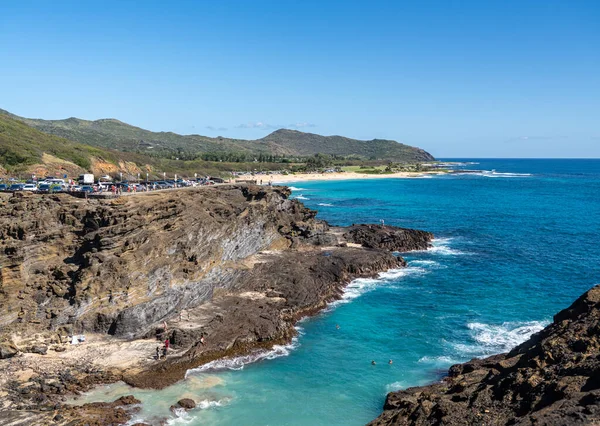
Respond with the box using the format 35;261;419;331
369;285;600;426
0;185;433;422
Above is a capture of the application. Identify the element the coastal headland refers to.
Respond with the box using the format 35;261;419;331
369;284;600;425
0;185;433;424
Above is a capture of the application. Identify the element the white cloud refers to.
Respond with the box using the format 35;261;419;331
236;121;316;130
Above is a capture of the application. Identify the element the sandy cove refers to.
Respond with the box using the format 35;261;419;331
0;186;433;425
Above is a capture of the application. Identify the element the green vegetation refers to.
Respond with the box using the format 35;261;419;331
0;109;434;163
0;113;292;178
0;109;437;179
0;113;114;172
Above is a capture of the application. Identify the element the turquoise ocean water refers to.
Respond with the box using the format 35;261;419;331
77;159;600;425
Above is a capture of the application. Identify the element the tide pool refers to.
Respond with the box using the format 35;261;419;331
76;159;600;425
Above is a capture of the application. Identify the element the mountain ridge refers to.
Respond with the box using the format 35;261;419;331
0;108;435;162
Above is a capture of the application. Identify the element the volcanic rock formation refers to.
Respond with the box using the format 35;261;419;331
369;284;600;426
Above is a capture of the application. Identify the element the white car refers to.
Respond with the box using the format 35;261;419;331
23;184;38;192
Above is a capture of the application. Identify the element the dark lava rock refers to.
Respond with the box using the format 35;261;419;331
173;398;196;410
369;284;600;426
0;341;18;359
344;224;433;252
27;345;48;355
60;395;141;425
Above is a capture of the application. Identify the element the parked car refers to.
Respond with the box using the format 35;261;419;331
154;181;172;189
0;184;7;191
38;184;51;192
23;184;38;191
81;185;95;193
9;184;25;191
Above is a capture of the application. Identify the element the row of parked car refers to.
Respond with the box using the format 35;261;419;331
0;178;219;194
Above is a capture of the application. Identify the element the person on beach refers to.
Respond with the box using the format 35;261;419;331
165;338;170;350
200;336;205;345
162;345;167;358
156;346;161;360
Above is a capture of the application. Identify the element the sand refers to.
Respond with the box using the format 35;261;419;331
251;170;446;184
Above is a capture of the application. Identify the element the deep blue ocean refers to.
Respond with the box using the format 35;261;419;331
77;159;600;425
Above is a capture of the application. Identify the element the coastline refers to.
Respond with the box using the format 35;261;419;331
258;170;446;184
0;186;434;424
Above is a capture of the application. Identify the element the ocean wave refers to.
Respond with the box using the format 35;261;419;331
317;203;334;207
454;170;532;178
288;186;308;191
417;355;460;365
185;327;303;375
428;237;468;256
166;408;193;425
197;398;230;410
408;260;445;269
328;266;427;309
452;320;547;357
386;381;407;392
293;194;309;200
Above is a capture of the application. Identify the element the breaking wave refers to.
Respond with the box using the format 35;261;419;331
328;266;429;309
417;355;460;366
386;381;407;392
452;320;547;357
427;237;468;256
317;203;334;207
186;328;303;375
293;194;309;200
454;170;532;178
288;186;308;191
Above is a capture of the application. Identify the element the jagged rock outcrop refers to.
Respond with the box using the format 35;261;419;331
369;284;600;426
0;185;325;338
344;224;433;252
0;184;434;417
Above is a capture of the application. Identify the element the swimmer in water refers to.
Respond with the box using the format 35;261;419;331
371;360;376;365
336;324;340;330
388;359;393;364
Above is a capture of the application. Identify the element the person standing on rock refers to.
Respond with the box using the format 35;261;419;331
156;346;161;360
165;338;170;351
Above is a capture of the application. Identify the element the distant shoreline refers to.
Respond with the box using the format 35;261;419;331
261;170;447;184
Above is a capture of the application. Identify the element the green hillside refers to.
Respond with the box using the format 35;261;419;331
1;109;434;162
0;114;279;178
259;129;434;161
0;113;116;173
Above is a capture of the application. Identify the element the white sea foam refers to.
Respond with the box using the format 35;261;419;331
452;320;547;357
427;237;468;256
417;355;460;365
197;398;230;409
293;194;309;200
185;327;303;375
455;170;532;178
317;203;334;207
408;260;445;269
386;381;407;392
328;266;427;309
166;408;193;425
288;186;308;191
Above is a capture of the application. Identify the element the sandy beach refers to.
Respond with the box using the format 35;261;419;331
256;170;445;184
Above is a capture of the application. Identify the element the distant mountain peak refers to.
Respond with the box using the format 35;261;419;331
2;109;435;162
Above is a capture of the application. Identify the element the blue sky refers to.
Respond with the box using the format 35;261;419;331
1;0;599;158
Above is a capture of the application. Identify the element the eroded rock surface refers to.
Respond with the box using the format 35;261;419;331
343;224;433;252
0;185;433;421
369;284;600;426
